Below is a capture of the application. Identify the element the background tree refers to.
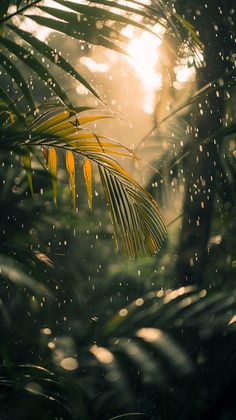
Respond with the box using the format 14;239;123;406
175;0;235;285
1;1;236;419
142;0;235;287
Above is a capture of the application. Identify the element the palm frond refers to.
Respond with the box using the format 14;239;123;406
0;0;201;109
159;68;236;127
136;68;236;153
0;51;35;110
0;254;45;293
3;285;234;419
1;155;236;418
77;285;236;417
8;24;101;101
0;36;72;107
0;364;74;419
1;104;167;257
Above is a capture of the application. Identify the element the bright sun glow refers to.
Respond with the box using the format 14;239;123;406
175;66;196;83
80;57;110;73
124;25;164;114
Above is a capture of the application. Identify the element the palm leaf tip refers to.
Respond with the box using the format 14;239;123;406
99;165;167;258
66;150;76;210
48;146;57;206
83;157;93;210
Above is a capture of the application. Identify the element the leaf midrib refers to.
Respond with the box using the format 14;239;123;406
0;0;42;25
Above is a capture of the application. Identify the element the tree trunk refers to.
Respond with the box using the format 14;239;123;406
176;0;233;285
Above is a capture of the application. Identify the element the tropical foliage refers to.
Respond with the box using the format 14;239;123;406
0;0;197;109
1;101;167;257
0;0;236;419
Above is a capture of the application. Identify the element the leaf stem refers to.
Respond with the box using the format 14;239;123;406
0;0;42;25
167;212;184;228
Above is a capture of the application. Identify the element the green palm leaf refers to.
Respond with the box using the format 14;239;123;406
0;51;35;110
7;24;101;101
0;0;200;109
49;0;160;38
25;13;127;54
0;36;72;107
1;104;167;258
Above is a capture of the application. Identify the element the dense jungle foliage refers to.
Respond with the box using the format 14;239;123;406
0;0;236;419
